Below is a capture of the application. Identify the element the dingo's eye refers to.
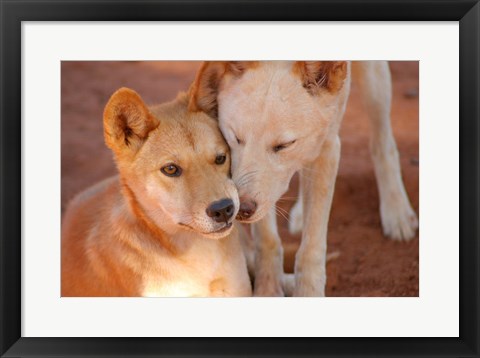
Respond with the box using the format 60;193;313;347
273;140;296;153
215;154;227;165
161;164;182;177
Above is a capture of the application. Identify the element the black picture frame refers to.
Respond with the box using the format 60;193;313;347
1;0;478;357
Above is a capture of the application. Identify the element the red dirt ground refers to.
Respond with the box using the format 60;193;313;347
61;61;419;297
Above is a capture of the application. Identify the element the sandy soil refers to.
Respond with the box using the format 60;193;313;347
61;61;419;297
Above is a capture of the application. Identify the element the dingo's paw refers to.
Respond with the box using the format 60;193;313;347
381;200;418;241
282;273;295;297
254;276;284;297
293;272;326;297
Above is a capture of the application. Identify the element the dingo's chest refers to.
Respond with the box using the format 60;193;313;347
140;237;251;297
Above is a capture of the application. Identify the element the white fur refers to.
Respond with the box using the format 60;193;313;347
217;61;418;296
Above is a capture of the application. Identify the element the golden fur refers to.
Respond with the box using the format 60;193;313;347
62;88;251;297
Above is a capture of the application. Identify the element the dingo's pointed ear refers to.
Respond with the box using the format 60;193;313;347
188;62;226;118
188;61;258;118
294;61;348;94
103;88;158;154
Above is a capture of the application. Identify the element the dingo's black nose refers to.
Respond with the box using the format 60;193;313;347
206;198;235;223
237;200;257;220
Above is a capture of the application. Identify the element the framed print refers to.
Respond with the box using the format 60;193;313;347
1;0;479;357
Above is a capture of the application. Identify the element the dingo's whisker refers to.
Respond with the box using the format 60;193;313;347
236;170;259;188
275;205;292;223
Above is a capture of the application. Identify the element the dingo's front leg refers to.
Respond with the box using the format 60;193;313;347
252;208;284;296
294;136;341;296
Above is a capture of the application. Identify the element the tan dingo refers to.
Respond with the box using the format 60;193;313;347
189;61;418;296
62;87;251;297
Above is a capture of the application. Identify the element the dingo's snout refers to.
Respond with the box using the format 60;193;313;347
236;198;257;221
206;198;235;224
